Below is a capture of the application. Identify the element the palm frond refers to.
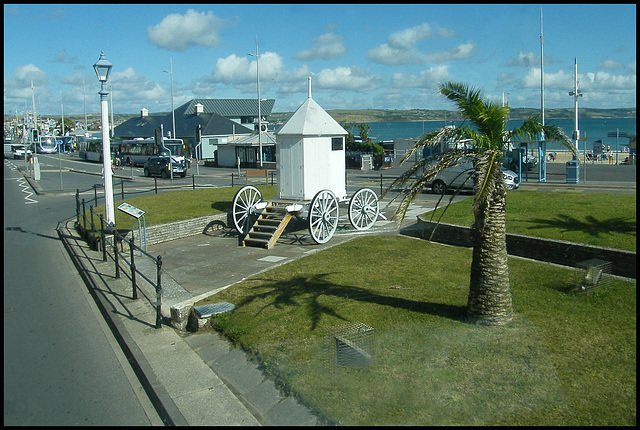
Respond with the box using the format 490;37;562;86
541;124;577;158
440;81;509;149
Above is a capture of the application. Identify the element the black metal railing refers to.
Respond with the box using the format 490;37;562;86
76;191;163;328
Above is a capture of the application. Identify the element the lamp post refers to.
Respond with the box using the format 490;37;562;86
163;57;176;139
82;78;88;136
109;82;114;138
248;40;263;168
568;57;583;160
93;51;115;227
30;81;37;178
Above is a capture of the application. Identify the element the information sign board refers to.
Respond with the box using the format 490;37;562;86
117;203;145;219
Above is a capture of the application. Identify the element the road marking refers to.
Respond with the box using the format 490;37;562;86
16;177;38;204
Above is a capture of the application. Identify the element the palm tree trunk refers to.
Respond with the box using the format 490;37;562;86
467;183;513;326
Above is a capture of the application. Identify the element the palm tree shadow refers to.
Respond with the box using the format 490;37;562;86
233;273;467;331
524;214;636;238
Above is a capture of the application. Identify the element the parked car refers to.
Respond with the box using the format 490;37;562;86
143;155;187;178
428;161;519;194
11;144;32;159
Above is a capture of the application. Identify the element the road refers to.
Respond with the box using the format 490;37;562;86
3;160;162;425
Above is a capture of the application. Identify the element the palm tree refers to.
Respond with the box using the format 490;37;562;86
384;81;576;326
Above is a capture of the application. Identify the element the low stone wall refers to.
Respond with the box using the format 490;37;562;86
134;213;228;246
416;216;636;279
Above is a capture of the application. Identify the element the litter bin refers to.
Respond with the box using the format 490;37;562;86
566;160;579;184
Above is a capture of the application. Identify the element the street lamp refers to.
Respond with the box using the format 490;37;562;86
568;57;583;160
248;40;263;168
109;82;114;138
163;57;175;139
93;51;115;227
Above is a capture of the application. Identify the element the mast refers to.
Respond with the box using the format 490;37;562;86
569;57;583;159
540;8;545;129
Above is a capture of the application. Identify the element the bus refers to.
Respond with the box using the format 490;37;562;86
118;137;187;166
78;136;187;166
35;135;58;154
77;136;119;162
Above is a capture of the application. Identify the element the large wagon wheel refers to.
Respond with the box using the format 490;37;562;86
348;188;379;230
308;189;339;244
232;186;263;235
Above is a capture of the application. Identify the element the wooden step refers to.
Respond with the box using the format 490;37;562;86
242;202;294;249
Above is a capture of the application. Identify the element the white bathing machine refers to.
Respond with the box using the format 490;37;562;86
231;78;380;248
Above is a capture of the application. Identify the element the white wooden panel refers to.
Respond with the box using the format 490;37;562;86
277;136;304;199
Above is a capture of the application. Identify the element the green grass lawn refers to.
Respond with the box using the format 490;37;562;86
87;186;635;424
86;185;277;230
428;189;636;252
89;187;635;252
200;235;636;425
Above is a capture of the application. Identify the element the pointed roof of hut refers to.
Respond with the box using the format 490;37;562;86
276;77;347;137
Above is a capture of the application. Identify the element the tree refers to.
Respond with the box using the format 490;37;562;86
383;81;576;326
343;122;384;156
56;118;75;133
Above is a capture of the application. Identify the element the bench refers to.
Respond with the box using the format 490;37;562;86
246;169;268;185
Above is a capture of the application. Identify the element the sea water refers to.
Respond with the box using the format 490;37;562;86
367;117;636;152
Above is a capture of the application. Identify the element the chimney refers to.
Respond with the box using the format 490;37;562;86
140;108;148;118
195;103;203;115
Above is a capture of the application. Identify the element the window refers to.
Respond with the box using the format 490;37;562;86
332;137;344;151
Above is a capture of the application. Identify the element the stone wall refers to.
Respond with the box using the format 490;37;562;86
416;216;636;279
126;213;229;246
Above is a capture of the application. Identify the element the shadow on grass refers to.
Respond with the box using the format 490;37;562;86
211;201;232;213
524;214;635;238
233;273;467;331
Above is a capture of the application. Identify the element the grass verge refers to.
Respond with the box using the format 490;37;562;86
199;235;636;425
428;189;636;251
84;185;277;231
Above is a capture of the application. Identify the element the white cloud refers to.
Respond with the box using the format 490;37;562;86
147;9;234;52
211;52;285;85
3;65;51;108
422;42;475;63
388;23;455;49
276;65;313;95
521;68;573;90
314;66;382;92
367;43;424;65
522;67;636;93
391;65;449;88
507;52;539;67
368;32;472;65
293;33;347;61
598;60;625;71
368;22;461;66
9;64;48;87
582;71;636;91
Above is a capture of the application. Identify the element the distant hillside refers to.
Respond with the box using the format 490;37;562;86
5;108;634;128
269;107;636;125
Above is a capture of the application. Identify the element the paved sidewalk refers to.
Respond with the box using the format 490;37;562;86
59;219;321;425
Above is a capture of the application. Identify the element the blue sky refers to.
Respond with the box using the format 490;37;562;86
3;4;636;117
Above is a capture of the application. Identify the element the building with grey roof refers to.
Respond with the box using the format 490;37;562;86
113;98;276;167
